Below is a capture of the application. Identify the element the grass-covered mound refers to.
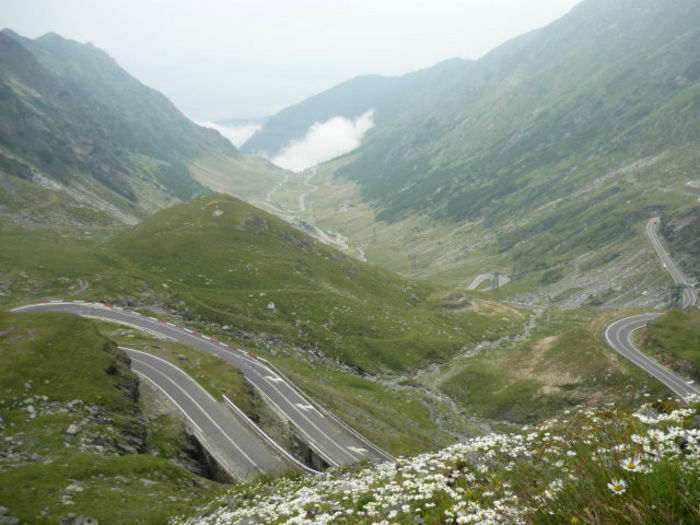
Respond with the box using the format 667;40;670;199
181;397;700;524
1;193;520;374
104;194;520;372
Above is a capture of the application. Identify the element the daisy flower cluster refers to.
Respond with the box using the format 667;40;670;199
181;397;699;524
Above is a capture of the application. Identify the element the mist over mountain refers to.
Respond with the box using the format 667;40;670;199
271;110;375;172
240;58;469;158
197;120;263;148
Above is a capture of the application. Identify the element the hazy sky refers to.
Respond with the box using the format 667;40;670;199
0;0;582;120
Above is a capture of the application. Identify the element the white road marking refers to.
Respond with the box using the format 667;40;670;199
265;375;283;383
131;357;263;472
121;347;220;405
133;370;203;434
11;301;389;467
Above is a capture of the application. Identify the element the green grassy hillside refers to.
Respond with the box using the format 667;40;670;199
0;311;229;524
0;192;520;455
105;194;520;373
251;0;700;304
639;308;700;382
339;0;700;223
436;307;669;423
0;189;683;459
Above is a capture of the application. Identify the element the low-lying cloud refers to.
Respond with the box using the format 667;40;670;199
198;121;263;147
272;110;375;172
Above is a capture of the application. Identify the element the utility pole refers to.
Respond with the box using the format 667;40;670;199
410;254;417;273
371;227;377;245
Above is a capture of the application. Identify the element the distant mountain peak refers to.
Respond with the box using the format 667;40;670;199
0;29;240;221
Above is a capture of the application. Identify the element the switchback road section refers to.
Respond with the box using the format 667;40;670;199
645;217;696;308
123;347;288;480
13;301;394;471
603;218;699;401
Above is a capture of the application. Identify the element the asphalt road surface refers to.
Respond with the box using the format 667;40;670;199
603;217;698;401
645;217;697;308
604;314;699;400
12;301;394;470
124;347;287;480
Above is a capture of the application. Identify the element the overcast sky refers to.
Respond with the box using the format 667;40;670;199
1;0;582;120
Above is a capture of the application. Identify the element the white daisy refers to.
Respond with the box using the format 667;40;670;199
607;478;627;495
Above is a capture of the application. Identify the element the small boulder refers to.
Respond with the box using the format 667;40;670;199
75;516;99;525
60;513;76;525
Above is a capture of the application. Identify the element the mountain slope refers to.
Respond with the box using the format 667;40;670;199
240;58;470;157
337;0;700;223
0;29;240;222
183;399;700;524
105;193;519;373
258;0;699;305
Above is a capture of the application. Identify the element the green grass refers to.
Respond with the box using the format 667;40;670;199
188;154;285;203
272;355;459;457
0;169;133;228
0;311;228;524
0;454;225;525
1;193;519;374
437;308;669;423
0;311;135;411
639;308;700;381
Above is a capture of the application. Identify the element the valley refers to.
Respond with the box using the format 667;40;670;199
0;0;698;523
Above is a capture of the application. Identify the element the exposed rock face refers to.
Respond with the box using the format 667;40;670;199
104;342;140;403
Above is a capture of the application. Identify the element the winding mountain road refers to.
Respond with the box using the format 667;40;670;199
124;347;288;480
645;217;696;308
604;315;698;400
12;301;393;472
603;218;698;401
